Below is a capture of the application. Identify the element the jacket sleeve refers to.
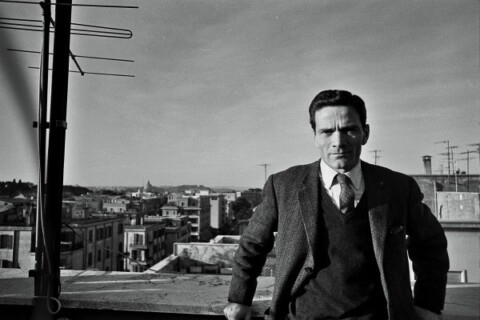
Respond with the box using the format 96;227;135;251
406;177;449;313
228;175;278;306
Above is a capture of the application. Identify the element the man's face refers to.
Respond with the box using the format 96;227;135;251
313;105;369;173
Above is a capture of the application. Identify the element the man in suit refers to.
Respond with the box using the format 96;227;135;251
224;90;449;320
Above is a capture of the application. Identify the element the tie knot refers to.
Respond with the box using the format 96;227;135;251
336;173;351;186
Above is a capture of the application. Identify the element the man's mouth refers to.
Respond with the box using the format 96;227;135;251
331;152;351;157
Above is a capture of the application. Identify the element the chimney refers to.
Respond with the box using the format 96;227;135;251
422;155;432;175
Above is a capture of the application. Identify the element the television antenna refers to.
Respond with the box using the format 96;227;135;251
369;149;382;165
467;143;480;169
258;163;271;183
458;149;478;192
0;1;137;319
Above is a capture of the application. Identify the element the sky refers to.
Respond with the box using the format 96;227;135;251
0;0;479;189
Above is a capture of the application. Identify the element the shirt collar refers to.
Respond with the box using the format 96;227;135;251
320;160;363;190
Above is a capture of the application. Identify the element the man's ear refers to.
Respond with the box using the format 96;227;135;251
362;124;370;145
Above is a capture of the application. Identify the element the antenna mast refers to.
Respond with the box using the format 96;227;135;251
369;149;382;165
259;163;271;183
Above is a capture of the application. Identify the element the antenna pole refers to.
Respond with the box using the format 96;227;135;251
468;143;480;170
33;0;50;314
436;140;451;188
33;0;72;318
369;149;382;165
459;149;476;192
259;164;270;182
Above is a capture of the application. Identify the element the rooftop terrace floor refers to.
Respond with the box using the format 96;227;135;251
0;269;478;319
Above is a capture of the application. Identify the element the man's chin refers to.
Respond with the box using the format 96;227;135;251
327;160;355;173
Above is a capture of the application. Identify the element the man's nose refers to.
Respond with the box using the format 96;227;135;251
331;131;347;147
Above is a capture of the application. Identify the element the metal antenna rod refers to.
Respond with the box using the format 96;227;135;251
436;140;451;187
458;149;477;192
369;150;382;165
467;143;480;170
259;164;271;183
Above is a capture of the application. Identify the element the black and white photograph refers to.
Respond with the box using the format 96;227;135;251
0;1;478;319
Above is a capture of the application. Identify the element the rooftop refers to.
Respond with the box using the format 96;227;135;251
0;269;478;320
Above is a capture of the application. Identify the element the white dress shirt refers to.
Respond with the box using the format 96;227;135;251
320;160;365;209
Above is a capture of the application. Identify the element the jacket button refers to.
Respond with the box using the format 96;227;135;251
304;267;313;273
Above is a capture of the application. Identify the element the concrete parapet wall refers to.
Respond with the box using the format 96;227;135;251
436;192;480;222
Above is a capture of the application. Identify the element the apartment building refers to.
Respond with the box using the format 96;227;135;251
0;225;35;270
103;196;131;214
71;195;103;219
60;215;126;271
209;195;227;230
183;196;211;242
123;215;167;272
144;215;191;256
162;195;211;242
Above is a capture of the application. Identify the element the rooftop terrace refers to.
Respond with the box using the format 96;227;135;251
0;269;478;320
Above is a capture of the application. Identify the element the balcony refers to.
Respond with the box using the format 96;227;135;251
0;268;478;320
130;243;147;250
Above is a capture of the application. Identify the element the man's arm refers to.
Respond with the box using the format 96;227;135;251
406;177;449;314
415;306;443;320
226;175;278;311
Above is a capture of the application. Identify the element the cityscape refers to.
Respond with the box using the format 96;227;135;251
0;179;264;272
0;156;479;278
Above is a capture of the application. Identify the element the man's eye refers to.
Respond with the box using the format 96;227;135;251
345;127;359;134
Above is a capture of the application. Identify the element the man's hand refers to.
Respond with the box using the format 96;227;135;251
224;302;252;320
415;306;442;320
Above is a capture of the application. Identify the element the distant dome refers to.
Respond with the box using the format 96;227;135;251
144;180;153;192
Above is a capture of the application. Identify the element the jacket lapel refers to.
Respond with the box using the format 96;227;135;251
298;161;320;259
362;162;389;298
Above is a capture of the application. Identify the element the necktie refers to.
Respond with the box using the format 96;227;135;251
336;173;355;214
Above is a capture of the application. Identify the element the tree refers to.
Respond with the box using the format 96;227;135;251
231;197;253;221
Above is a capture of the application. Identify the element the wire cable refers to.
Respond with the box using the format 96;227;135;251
8;49;134;62
28;66;135;77
0;0;138;8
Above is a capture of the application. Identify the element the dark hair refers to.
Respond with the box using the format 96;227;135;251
309;89;367;131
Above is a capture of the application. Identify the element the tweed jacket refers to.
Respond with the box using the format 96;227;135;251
228;160;449;320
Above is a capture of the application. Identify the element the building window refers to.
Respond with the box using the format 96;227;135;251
106;247;110;259
97;228;104;241
134;234;143;245
118;223;124;234
97;249;102;262
0;235;13;249
88;252;93;266
1;260;13;268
